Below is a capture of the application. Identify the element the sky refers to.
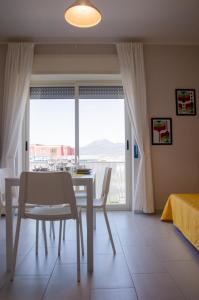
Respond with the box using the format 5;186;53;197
30;98;125;147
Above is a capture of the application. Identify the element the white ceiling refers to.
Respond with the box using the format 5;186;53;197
0;0;199;44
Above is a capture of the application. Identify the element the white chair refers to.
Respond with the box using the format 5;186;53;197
0;169;49;255
78;167;116;255
12;171;81;282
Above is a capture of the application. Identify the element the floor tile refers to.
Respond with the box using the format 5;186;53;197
117;227;148;247
151;235;196;262
0;276;48;300
43;264;90;300
91;254;133;288
15;247;58;276
91;288;138;300
163;261;199;300
94;233;122;254
56;240;87;264
123;245;166;274
133;273;186;300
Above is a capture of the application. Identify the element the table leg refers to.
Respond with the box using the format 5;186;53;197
5;180;13;272
86;180;93;273
93;208;96;230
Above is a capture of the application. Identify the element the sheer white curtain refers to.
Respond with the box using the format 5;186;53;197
117;42;154;213
0;43;34;180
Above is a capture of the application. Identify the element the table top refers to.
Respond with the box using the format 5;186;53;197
5;171;95;186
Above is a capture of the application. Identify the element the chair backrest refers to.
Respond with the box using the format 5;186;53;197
18;171;77;217
100;167;112;205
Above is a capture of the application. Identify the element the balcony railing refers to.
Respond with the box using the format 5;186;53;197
29;159;125;205
84;161;125;205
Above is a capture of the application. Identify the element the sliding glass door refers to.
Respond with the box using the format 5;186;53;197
79;95;126;205
27;85;131;209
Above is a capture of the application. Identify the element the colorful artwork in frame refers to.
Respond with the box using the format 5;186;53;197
176;89;196;115
151;118;172;145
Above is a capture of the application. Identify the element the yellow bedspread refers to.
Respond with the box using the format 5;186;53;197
161;194;199;251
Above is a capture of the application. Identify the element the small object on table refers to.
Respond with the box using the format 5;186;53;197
76;168;92;175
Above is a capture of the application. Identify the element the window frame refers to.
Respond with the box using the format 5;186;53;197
24;79;132;211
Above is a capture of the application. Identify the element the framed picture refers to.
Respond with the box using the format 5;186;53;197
176;89;196;115
151;118;172;145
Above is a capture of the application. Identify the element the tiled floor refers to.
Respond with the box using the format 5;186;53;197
0;212;199;299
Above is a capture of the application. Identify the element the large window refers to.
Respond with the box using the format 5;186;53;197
27;85;130;208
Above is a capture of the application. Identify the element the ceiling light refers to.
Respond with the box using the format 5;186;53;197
64;0;102;28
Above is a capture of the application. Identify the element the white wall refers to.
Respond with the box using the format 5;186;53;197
145;45;199;209
33;44;120;74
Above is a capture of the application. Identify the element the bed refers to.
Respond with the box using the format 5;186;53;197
161;194;199;251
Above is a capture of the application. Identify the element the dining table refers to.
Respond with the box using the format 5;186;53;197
5;172;96;273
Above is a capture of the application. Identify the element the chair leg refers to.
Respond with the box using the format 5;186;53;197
42;221;48;255
58;220;62;256
103;209;116;255
36;220;39;255
76;219;81;282
79;210;84;256
63;220;66;240
49;221;52;238
50;221;55;239
11;216;21;280
52;221;55;239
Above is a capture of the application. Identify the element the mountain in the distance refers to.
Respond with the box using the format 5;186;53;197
80;139;124;156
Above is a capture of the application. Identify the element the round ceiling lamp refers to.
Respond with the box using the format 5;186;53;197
64;0;102;28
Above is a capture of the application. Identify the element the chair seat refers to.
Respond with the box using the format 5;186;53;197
76;198;103;208
25;205;73;220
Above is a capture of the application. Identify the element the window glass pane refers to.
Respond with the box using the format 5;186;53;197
29;99;75;171
79;98;126;204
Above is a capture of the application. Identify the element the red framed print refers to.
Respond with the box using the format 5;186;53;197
176;89;196;116
151;118;172;145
